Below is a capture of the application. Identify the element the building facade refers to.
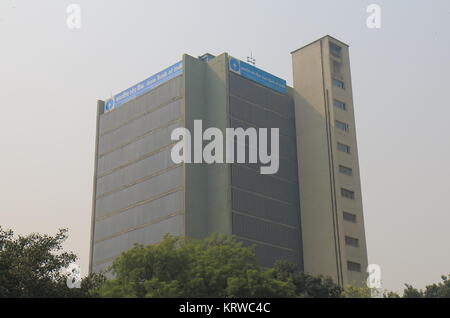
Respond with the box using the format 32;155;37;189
291;36;368;286
90;35;368;286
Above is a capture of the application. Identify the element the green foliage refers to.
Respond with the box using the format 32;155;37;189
341;285;372;298
402;284;424;298
272;261;342;298
422;275;450;298
226;269;296;298
402;275;450;298
97;234;295;298
342;286;403;298
4;225;450;299
0;227;104;298
383;291;401;298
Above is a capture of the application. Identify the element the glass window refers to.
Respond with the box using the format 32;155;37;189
347;261;362;272
339;165;353;176
336;120;349;132
332;78;345;89
345;236;359;248
341;188;355;200
334;99;347;111
337;143;351;154
330;42;342;58
332;60;342;75
343;212;357;223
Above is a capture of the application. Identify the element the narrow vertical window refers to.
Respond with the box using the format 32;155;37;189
335;120;349;132
330;42;342;58
334;99;347;110
345;236;359;248
339;165;353;176
343;212;357;223
347;261;362;272
332;78;345;89
341;188;355;200
337;143;351;154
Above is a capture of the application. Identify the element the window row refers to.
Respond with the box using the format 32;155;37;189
345;236;359;248
339;165;353;176
332;78;345;89
347;261;361;272
335;120;349;132
343;211;357;223
333;99;347;111
330;42;342;58
341;188;355;200
337;142;350;154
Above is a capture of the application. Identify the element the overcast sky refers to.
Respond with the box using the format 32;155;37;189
1;0;449;293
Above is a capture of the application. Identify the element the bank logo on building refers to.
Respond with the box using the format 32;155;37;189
103;61;184;113
105;98;115;112
228;56;287;95
229;58;240;73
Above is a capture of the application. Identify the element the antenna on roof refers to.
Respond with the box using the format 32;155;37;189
246;52;256;65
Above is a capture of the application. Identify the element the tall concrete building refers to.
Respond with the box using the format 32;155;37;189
291;36;368;286
89;35;368;287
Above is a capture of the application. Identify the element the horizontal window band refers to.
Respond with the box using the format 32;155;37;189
232;210;299;230
98;117;183;158
100;91;184;136
96;163;183;200
93;230;295;268
231;185;296;207
233;163;298;185
94;210;184;245
235;235;295;253
229;116;298;143
97;142;178;179
229;93;291;120
95;186;184;222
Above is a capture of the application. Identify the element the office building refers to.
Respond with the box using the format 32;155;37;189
89;35;368;286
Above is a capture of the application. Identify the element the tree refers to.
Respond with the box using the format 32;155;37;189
402;275;450;298
272;261;342;298
96;234;295;298
383;291;401;298
0;227;104;298
422;275;450;298
340;286;372;298
402;284;424;298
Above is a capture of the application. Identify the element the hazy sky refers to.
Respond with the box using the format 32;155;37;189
1;0;449;293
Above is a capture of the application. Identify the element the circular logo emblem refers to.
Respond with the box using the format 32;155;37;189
229;58;240;73
105;98;115;112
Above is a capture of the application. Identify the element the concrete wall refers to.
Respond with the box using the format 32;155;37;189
184;53;233;238
291;35;368;286
90;75;185;273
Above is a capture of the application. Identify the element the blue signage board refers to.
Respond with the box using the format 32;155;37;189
229;57;287;94
104;61;183;113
